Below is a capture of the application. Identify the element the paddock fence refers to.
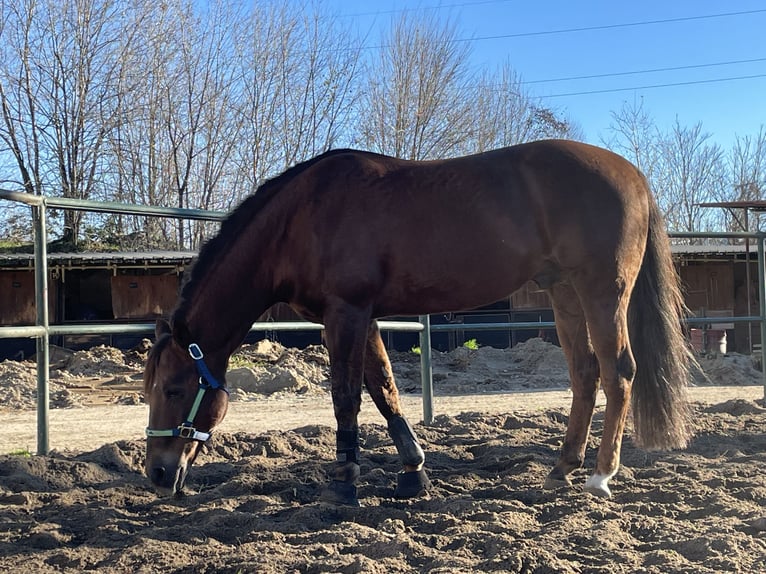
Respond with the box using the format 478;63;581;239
1;190;765;454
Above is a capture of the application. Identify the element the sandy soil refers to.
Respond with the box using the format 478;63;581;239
1;340;765;573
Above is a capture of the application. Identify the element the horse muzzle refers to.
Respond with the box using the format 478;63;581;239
148;461;188;497
146;447;198;497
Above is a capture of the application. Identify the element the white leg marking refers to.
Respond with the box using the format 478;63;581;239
584;472;615;498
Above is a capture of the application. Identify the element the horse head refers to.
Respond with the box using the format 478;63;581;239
143;319;229;497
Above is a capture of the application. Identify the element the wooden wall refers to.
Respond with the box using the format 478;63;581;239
0;270;57;325
110;275;179;319
679;261;735;314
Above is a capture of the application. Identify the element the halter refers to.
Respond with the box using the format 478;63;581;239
145;343;229;442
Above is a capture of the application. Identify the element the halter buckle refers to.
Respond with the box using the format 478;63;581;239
177;424;197;439
188;343;204;360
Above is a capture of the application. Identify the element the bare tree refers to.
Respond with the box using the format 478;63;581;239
0;0;44;242
723;127;766;232
603;97;662;184
4;0;752;252
161;0;245;248
0;0;140;243
0;0;49;198
233;1;360;201
276;7;360;165
356;11;475;160
105;2;178;248
471;62;579;152
104;0;246;249
605;105;728;234
657;119;726;234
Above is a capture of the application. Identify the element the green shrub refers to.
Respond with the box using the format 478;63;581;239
463;338;479;350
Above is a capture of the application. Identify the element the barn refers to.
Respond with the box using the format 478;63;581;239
0;252;191;359
0;243;759;359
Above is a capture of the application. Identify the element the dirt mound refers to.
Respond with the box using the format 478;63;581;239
63;344;130;377
0;338;763;411
392;338;582;393
703;398;766;416
696;352;764;386
227;341;330;399
0;360;80;410
1;405;764;573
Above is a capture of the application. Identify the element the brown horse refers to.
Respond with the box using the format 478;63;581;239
143;139;693;504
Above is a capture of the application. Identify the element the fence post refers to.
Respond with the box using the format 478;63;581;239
32;201;50;455
418;314;434;424
759;235;766;400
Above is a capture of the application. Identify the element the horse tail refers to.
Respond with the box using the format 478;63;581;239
628;193;695;450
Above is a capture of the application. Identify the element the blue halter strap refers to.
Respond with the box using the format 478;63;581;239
145;343;229;442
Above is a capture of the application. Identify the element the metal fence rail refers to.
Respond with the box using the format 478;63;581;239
2;189;765;454
0;190;430;454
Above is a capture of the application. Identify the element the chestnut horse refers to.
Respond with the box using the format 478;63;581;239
144;140;693;505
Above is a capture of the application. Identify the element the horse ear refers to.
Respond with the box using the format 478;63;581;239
171;319;192;348
155;318;171;340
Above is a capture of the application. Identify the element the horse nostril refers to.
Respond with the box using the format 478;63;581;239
151;467;166;484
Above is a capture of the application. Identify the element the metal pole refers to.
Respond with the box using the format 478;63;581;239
745;209;753;352
758;235;766;400
32;202;50;455
418;314;434;424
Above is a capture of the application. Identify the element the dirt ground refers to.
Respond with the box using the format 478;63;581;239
1;339;765;573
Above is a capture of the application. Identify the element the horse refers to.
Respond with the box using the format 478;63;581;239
143;139;693;505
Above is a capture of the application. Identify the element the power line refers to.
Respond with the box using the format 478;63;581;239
542;73;766;98
362;8;766;49
524;57;766;85
458;8;766;42
340;4;766;99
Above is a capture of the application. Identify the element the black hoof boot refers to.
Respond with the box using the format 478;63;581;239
394;468;431;499
320;480;361;507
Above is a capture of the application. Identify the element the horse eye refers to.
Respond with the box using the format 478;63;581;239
164;387;184;400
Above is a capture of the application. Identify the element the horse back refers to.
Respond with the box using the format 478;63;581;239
275;140;651;317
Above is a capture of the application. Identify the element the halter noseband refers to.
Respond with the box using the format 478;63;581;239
146;343;229;442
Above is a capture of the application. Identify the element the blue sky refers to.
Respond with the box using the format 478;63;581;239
325;0;766;149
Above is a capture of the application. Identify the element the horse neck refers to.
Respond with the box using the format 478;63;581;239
177;242;275;366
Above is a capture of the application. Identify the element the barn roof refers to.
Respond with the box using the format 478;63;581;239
670;243;754;256
0;245;757;270
698;201;766;211
0;251;197;269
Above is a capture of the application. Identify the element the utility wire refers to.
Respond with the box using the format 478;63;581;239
542;73;766;98
524;57;766;85
455;9;766;42
359;8;766;49
342;4;766;97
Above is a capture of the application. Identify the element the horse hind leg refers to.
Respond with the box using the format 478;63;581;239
363;321;430;498
554;268;638;499
544;284;601;491
580;287;636;498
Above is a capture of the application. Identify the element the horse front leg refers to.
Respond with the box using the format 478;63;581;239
319;303;370;507
363;320;430;498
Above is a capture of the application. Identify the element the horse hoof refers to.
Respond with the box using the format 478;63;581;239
583;484;612;498
584;474;612;498
394;469;430;498
542;475;572;490
320;480;361;507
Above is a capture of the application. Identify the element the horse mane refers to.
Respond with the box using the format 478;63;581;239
172;149;361;323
